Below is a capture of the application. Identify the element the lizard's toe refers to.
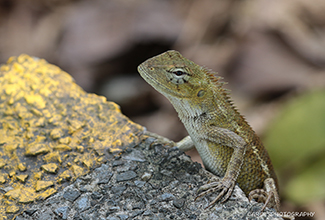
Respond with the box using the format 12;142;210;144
141;131;176;148
196;177;236;208
248;178;280;212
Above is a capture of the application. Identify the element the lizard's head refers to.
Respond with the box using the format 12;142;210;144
138;50;221;100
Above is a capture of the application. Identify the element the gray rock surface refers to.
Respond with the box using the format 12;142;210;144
15;137;283;220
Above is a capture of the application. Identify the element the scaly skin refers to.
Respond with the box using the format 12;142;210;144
137;50;280;211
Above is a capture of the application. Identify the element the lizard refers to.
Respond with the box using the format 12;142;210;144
137;50;281;213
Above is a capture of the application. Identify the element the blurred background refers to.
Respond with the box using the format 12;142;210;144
1;0;325;219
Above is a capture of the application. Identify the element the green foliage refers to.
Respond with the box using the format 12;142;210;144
264;90;325;204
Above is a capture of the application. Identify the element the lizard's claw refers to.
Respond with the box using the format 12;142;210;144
141;131;176;148
196;177;236;209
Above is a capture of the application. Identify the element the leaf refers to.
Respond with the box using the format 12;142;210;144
264;90;325;204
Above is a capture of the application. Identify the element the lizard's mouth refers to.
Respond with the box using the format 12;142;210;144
137;64;189;98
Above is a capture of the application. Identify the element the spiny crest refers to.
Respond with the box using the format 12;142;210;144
199;66;231;99
200;66;246;117
199;66;224;87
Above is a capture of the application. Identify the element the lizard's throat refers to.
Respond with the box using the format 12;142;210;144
167;95;206;120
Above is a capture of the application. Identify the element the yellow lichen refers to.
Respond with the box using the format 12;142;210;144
4;188;21;200
50;128;64;139
81;153;95;169
76;145;84;153
9;171;16;177
43;151;62;163
17;163;27;172
18;188;36;203
59;137;71;144
53;144;72;151
24;93;46;109
16;174;28;183
0;173;7;184
37;188;57;200
71;165;84;177
25;144;50;156
34;172;43;180
6;205;19;214
0;54;144;218
35;180;54;192
57;170;72;183
0;160;6;168
41;163;58;174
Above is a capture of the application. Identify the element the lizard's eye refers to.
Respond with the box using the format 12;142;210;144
169;68;188;77
168;68;190;84
173;70;186;76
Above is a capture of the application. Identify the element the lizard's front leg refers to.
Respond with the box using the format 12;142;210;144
196;146;246;208
144;127;247;208
195;127;247;208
